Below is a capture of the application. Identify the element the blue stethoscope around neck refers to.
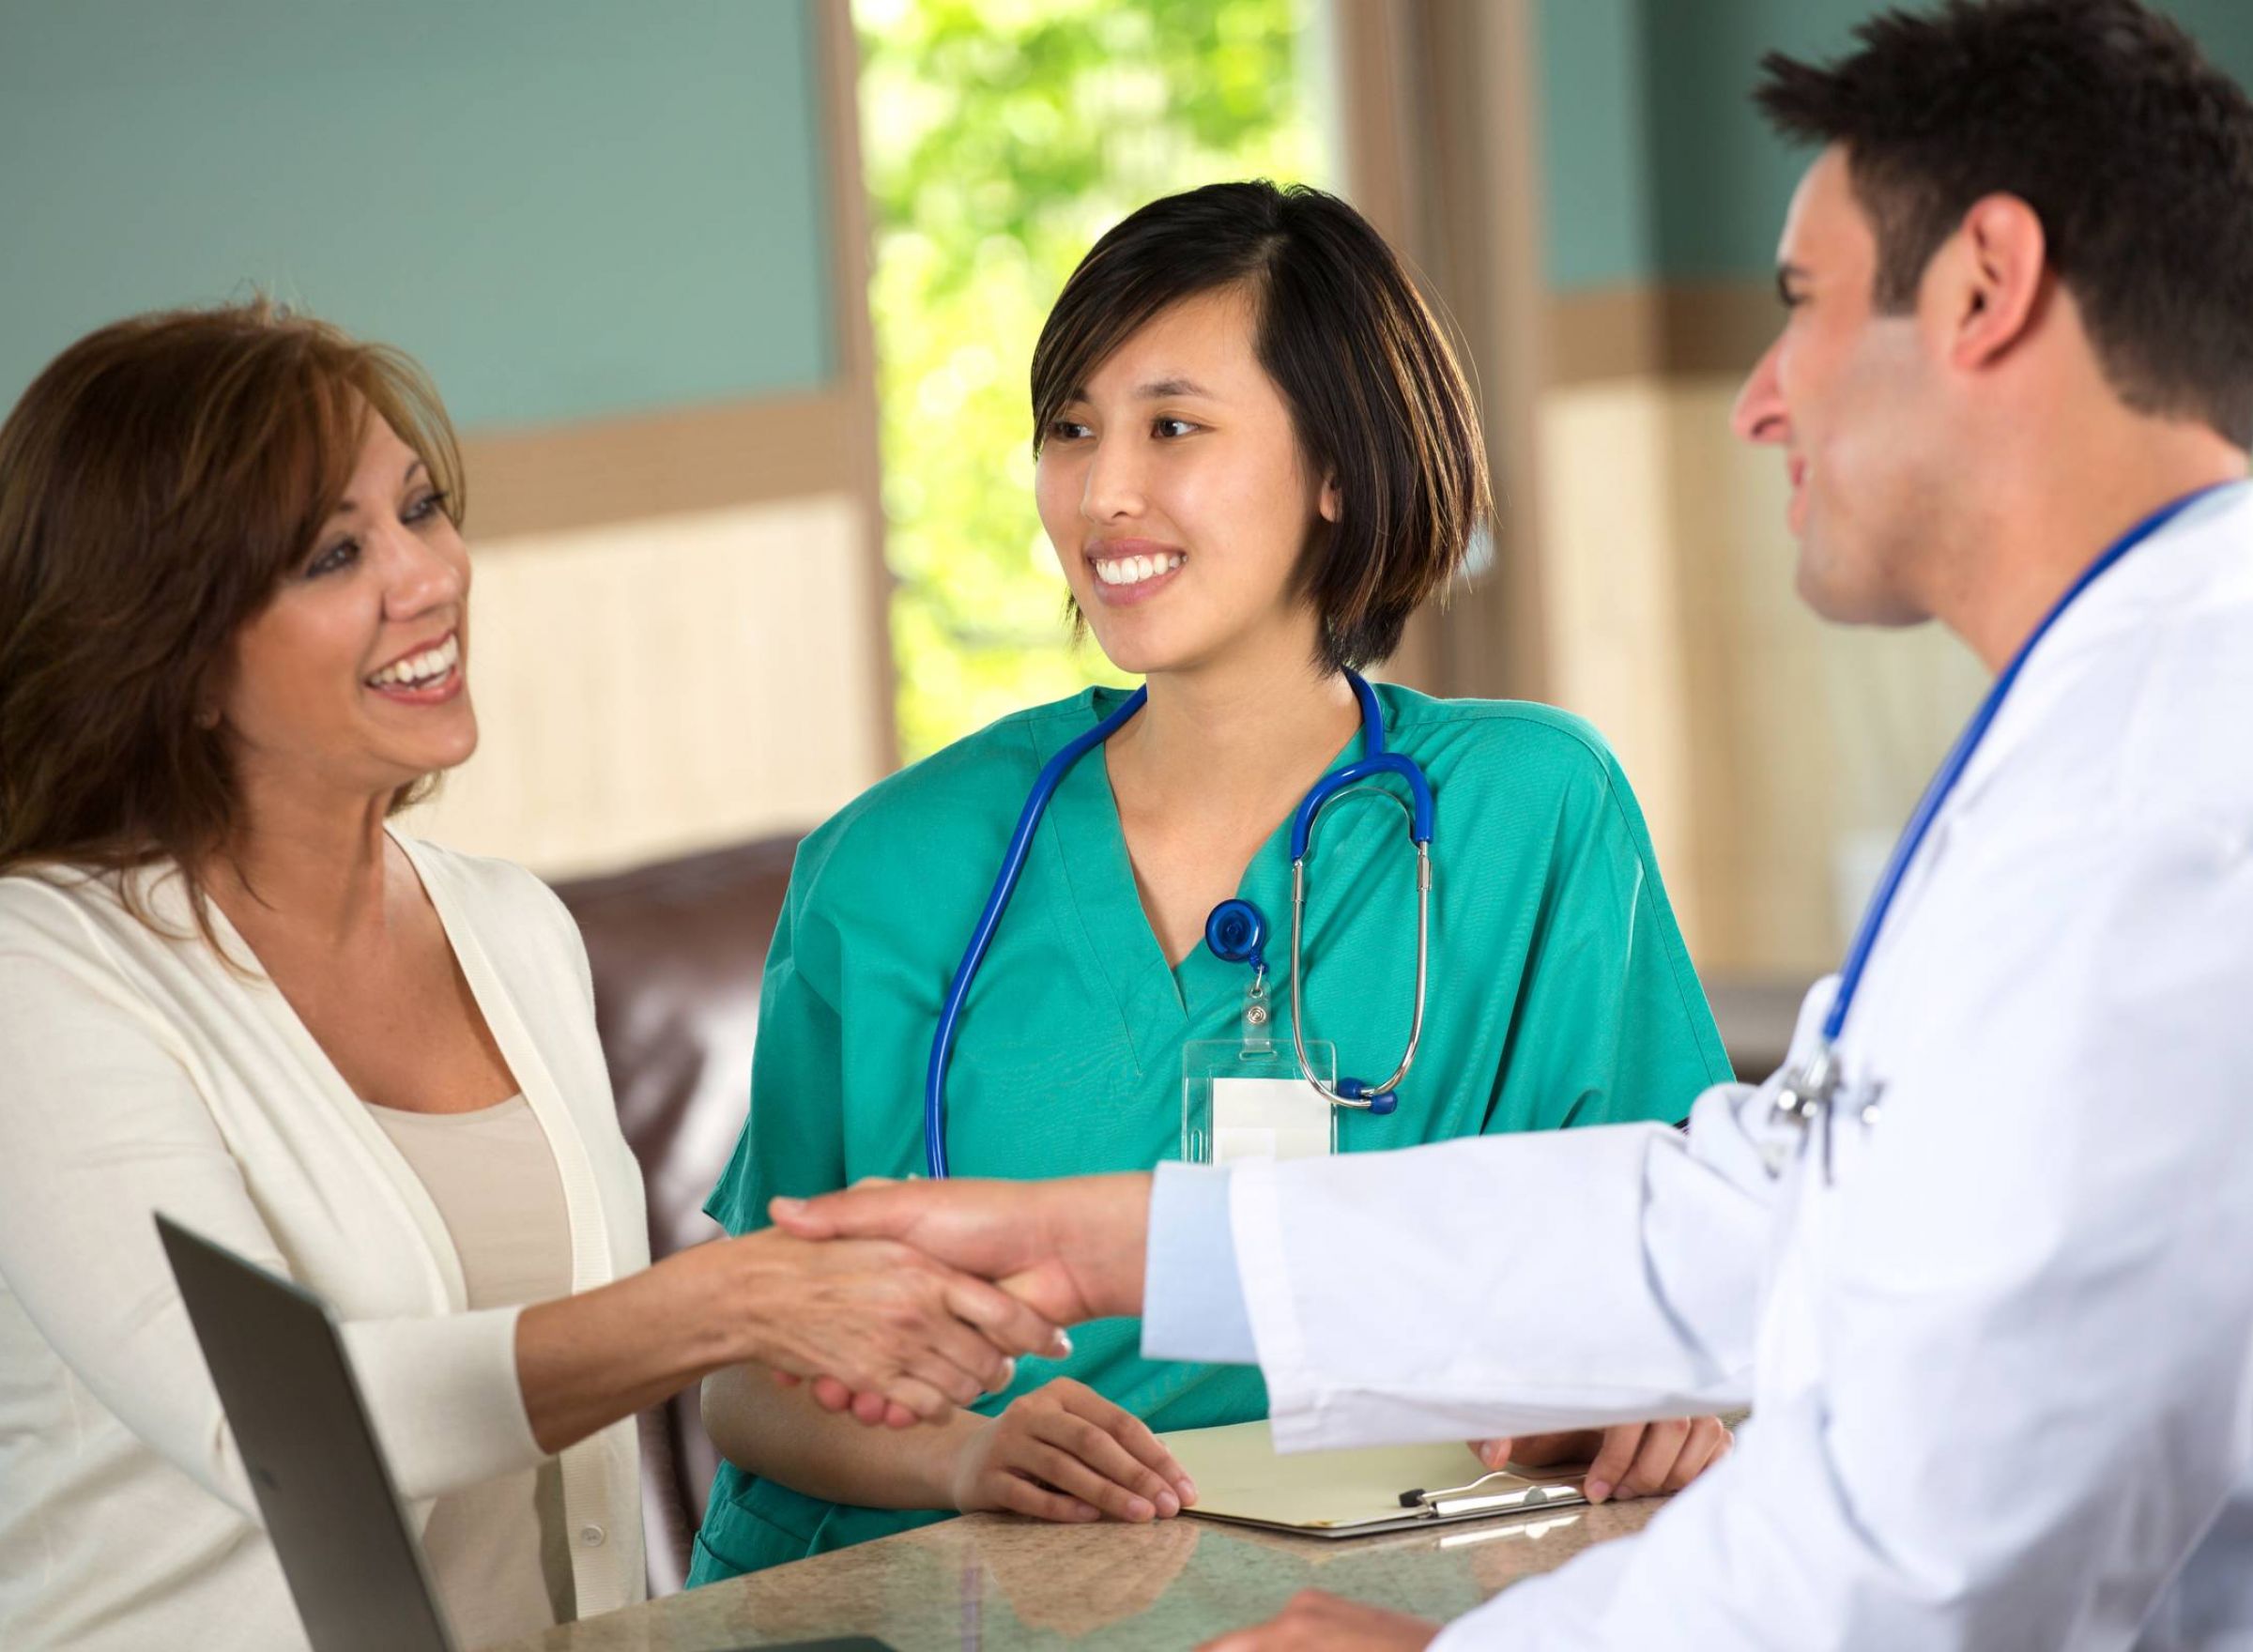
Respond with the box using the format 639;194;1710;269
924;669;1434;1179
1770;480;2236;1153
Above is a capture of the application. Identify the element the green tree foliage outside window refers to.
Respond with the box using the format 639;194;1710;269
856;0;1327;760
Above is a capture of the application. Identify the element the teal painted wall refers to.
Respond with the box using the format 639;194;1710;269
0;1;835;431
1540;0;2253;293
1635;0;1870;285
1537;1;1655;291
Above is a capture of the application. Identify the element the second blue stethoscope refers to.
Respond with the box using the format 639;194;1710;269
924;670;1434;1179
1770;481;2234;1163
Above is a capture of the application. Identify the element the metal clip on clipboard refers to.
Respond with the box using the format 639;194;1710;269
1398;1471;1586;1520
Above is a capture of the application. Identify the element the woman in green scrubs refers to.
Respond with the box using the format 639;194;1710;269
690;181;1733;1584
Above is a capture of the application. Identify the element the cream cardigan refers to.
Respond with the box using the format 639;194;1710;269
0;832;649;1650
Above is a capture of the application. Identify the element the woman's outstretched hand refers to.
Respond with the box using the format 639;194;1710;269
718;1229;1068;1423
769;1172;1154;1327
763;1173;1154;1426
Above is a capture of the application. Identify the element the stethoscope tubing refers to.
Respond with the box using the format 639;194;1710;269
923;671;1432;1178
923;685;1149;1179
1290;837;1429;1110
1818;482;2235;1051
1285;668;1433;856
1766;480;2248;1167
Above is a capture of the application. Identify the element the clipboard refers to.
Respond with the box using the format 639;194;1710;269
1157;1419;1587;1538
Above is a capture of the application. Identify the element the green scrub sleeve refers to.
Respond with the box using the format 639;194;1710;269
702;877;847;1238
1489;747;1731;1133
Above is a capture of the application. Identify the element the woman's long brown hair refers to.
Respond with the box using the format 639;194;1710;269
0;299;464;945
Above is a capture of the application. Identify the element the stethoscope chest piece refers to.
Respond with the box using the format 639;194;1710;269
1770;1043;1836;1131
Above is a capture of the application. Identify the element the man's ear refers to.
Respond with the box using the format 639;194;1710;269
1946;192;2048;372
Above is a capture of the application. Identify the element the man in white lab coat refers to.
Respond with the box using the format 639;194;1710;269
774;1;2253;1645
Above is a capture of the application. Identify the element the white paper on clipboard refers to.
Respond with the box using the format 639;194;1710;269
1158;1419;1588;1538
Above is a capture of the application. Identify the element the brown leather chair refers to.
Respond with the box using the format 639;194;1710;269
553;834;802;1596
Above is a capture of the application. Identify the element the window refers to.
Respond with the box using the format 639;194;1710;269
856;0;1331;758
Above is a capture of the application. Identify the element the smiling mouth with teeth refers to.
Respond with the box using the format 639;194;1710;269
1092;551;1186;587
365;632;461;692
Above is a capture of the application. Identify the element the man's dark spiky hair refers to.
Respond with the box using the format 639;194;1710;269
1755;0;2253;445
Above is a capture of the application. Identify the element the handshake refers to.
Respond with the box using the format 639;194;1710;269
727;1170;1154;1429
725;1168;1730;1510
714;1167;1729;1652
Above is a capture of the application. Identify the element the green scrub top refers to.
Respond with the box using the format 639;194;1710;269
689;683;1729;1585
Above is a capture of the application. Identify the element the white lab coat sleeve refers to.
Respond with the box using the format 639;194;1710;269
1433;814;2253;1650
1229;1062;1797;1452
0;939;543;1520
1142;1161;1259;1362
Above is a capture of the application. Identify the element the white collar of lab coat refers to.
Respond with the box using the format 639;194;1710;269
1939;479;2252;813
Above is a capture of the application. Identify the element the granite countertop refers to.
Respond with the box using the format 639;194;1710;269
499;1497;1662;1652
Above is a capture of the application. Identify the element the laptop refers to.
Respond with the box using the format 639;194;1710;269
156;1214;894;1652
158;1214;459;1651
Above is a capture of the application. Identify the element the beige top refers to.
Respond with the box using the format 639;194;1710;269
367;1094;575;1649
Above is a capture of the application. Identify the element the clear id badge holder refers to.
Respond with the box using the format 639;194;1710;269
1182;967;1337;1166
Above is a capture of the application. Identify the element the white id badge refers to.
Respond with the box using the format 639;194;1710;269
1182;1039;1337;1165
1212;1076;1333;1163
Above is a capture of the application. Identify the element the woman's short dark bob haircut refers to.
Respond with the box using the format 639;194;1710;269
1031;180;1491;675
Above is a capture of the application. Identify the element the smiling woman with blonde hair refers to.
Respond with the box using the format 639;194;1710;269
0;301;1063;1651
